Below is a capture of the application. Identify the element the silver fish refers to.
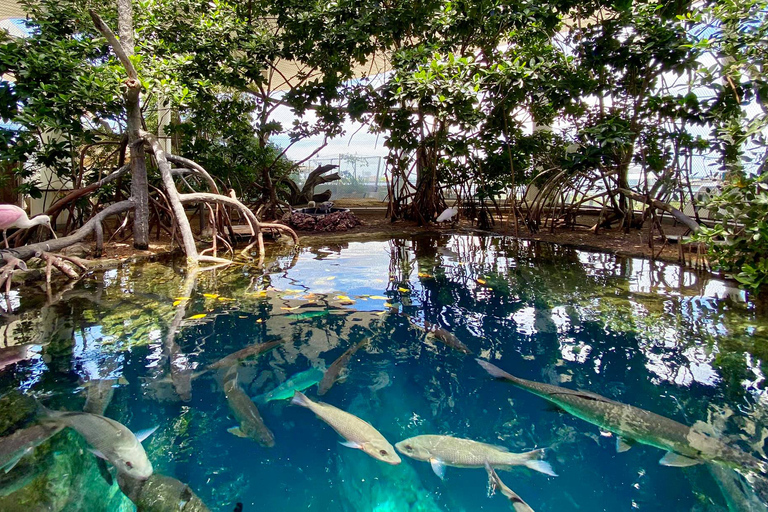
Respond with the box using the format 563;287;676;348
477;359;767;474
485;461;535;512
0;344;37;372
424;323;471;354
220;365;275;447
207;339;285;370
82;378;125;415
318;338;369;396
41;408;156;480
0;423;63;473
394;435;555;479
118;472;211;512
291;391;401;465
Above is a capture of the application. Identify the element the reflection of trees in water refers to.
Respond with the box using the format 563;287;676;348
387;235;768;455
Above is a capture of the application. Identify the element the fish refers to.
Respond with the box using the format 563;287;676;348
318;338;369;396
118;472;211;512
207;339;285;371
485;461;535;512
477;359;768;474
0;461;42;498
253;367;325;403
292;310;330;321
394;435;555;479
82;378;127;415
0;423;63;473
0;344;38;372
424;323;472;354
39;408;157;480
220;365;275;447
291;391;401;465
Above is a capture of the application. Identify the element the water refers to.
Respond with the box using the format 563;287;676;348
1;234;767;511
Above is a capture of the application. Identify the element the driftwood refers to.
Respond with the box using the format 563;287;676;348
284;164;340;205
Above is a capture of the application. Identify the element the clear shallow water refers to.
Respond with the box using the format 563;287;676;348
0;235;767;511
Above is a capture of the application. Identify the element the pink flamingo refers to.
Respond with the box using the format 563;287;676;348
0;204;57;249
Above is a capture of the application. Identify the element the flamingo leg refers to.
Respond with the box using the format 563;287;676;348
2;230;7;249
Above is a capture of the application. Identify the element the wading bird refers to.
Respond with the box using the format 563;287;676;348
436;206;458;223
0;204;57;248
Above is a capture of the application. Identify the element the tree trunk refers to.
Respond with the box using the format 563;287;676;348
117;0;149;250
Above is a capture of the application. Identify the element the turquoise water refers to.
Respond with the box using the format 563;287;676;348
1;235;767;511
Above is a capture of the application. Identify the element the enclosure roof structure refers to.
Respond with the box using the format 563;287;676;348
0;0;24;21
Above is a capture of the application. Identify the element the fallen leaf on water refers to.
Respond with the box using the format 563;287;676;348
375;311;387;316
256;319;264;323
477;278;487;285
397;287;409;293
280;306;301;311
188;314;207;320
369;296;388;300
239;315;248;318
335;295;353;301
172;300;184;307
418;272;433;278
174;297;191;301
384;302;394;308
217;296;236;302
203;293;219;299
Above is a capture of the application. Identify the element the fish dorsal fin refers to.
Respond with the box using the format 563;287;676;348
659;451;702;467
616;437;634;453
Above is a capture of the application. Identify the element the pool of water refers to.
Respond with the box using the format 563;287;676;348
1;235;767;511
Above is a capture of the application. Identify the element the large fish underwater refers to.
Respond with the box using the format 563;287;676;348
253;367;324;404
477;359;767;475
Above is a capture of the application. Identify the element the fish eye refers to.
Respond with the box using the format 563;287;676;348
404;444;413;451
125;461;134;469
379;450;388;456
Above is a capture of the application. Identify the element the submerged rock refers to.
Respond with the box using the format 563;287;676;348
118;473;210;512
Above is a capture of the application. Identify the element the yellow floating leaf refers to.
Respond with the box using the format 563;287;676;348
239;315;247;318
418;272;433;278
280;306;301;311
174;297;191;301
397;287;409;293
256;319;264;323
384;302;393;308
203;293;219;299
335;295;353;301
188;314;207;320
217;296;236;302
375;311;387;316
369;296;388;300
172;300;183;307
477;278;487;285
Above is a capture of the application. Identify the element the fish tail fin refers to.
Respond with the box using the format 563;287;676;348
476;359;515;381
515;448;557;477
291;390;312;408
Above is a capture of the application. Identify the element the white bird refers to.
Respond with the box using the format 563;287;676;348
0;204;57;248
436;206;458;223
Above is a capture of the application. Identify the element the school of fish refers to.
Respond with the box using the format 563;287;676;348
1;285;766;512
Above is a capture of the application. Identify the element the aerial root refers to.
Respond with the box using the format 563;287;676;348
0;256;28;296
37;252;88;284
